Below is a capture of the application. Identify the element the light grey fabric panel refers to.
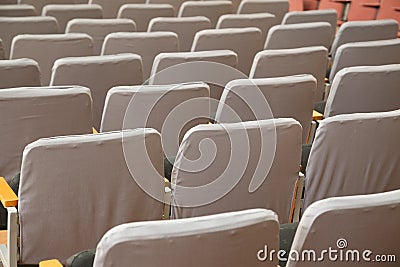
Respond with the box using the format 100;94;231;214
0;16;58;59
288;190;400;267
282;9;337;44
250;46;328;102
0;86;93;182
216;13;276;42
19;129;165;264
265;22;332;50
147;0;186;15
192;27;263;75
0;0;17;3
325;64;400;117
216;75;316;143
101;83;210;157
0;58;41;89
150;50;238;82
149;50;238;106
42;4;103;32
331;19;399;58
94;209;279;267
10;33;94;85
0;4;36;17
237;0;289;24
178;1;233;28
171;119;302;224
18;0;77;14
330;39;400;83
304;110;400;210
50;53;143;130
148;16;211;51
117;4;174;31
66;18;136;54
102;32;178;80
88;0;146;18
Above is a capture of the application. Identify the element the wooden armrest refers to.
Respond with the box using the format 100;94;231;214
92;127;98;134
0;230;7;245
40;260;63;267
0;177;18;208
361;2;380;7
313;110;324;120
164;178;170;188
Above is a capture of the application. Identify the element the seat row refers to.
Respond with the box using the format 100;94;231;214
55;188;400;267
0;0;293;19
0;91;399;264
0;16;397;77
0;11;398;77
0;5;397;55
0;4;399;266
1;35;399;126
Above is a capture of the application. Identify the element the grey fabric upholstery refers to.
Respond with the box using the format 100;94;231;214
18;129;164;264
146;0;186;15
171;119;302;223
42;4;103;32
148;16;211;52
282;9;337;45
18;0;77;14
93;209;279;267
250;46;328;102
117;3;174;31
178;1;233;28
100;83;209;158
329;39;400;83
101;32;178;80
0;0;17;4
192;27;263;75
264;22;332;50
88;0;145;18
0;59;41;89
325;64;400;117
149;50;238;110
10;33;94;85
0;86;93;183
331;19;399;58
0;4;36;17
304;110;400;211
50;53;143;129
216;13;276;41
287;190;400;267
215;75;316;143
66;18;136;55
237;0;289;23
0;16;58;59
